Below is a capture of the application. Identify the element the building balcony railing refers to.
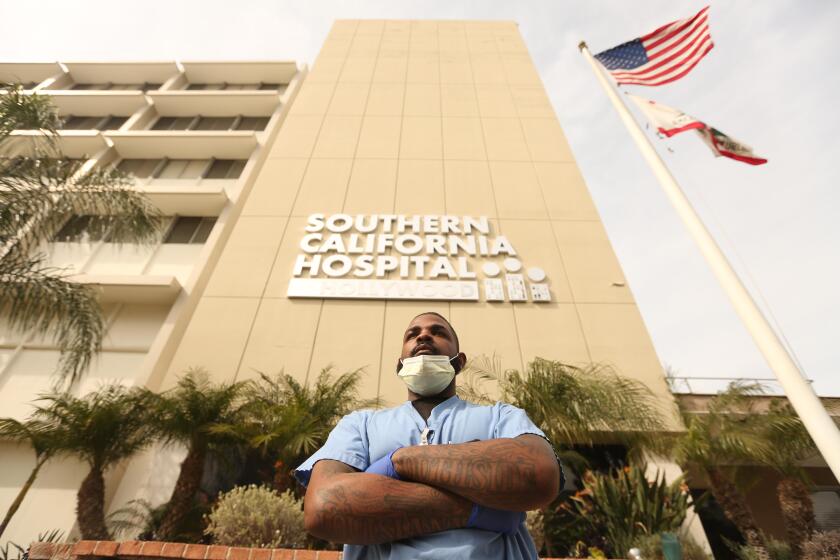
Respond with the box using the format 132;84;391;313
104;130;257;159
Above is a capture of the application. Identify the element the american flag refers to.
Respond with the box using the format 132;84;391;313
594;6;714;87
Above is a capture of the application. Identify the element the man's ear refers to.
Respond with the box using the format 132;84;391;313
454;352;467;374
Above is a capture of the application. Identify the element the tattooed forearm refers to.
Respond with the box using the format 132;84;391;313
392;434;560;510
305;460;471;545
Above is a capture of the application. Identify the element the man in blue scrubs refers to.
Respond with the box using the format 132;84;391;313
295;312;561;559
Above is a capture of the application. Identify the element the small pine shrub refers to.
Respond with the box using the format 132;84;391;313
802;531;840;560
205;485;305;548
635;533;712;560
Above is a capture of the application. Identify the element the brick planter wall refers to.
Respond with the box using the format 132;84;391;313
29;540;614;560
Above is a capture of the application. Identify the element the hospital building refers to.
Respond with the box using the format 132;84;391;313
1;19;838;555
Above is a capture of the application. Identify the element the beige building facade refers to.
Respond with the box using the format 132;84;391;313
161;20;676;414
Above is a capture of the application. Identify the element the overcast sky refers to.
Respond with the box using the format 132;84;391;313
3;0;838;395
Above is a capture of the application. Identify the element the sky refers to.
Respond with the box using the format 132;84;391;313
2;0;838;395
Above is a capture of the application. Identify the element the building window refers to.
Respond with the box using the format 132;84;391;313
150;116;268;132
205;159;246;179
163;217;216;244
151;117;197;131
185;83;281;91
116;159;160;179
116;158;247;180
53;215;113;243
61;115;128;131
71;82;161;91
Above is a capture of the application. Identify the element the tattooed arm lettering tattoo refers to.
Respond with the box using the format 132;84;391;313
391;434;560;511
304;459;473;545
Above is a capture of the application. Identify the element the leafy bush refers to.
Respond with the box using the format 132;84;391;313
569;465;693;557
634;533;711;560
205;485;305;548
802;531;840;560
726;537;791;560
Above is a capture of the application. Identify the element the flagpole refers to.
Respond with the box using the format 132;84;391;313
579;41;840;481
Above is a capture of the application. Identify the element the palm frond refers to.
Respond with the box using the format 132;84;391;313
26;385;156;469
0;253;103;385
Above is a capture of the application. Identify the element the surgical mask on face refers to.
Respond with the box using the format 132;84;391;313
398;354;458;397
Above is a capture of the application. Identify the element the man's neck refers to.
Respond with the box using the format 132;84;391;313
410;392;455;423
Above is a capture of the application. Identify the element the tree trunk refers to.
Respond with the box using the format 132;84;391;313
777;477;815;559
706;467;769;560
0;455;46;539
156;443;206;540
76;466;110;540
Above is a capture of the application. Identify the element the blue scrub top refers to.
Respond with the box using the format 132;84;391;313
295;395;548;560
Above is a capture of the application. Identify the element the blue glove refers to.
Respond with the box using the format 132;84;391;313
365;447;402;479
467;504;525;535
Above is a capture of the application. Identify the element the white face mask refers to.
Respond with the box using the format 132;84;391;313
398;354;458;397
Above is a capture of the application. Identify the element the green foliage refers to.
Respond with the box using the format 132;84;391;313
27;386;155;469
239;368;375;489
204;485;305;548
673;382;780;469
0;83;160;384
568;465;693;558
727;537;792;560
459;357;672;462
151;369;251;449
802;531;840;560
635;533;712;560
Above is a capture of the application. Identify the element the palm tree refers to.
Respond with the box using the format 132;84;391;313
0;84;160;385
241;368;376;492
0;417;58;538
459;357;672;468
19;386;155;539
757;399;817;559
672;382;775;559
151;369;251;540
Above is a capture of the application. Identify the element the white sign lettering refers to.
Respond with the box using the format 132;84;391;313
287;214;551;303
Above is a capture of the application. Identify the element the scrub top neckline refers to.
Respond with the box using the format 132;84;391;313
403;394;462;428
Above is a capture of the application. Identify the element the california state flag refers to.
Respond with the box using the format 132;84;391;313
629;95;767;165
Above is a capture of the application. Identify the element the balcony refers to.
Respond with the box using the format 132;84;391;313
182;61;297;88
0;62;63;89
105;130;257;159
5;129;108;158
61;61;179;90
147;90;281;116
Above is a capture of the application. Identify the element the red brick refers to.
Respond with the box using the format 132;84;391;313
293;552;317;560
160;543;187;559
183;545;208;560
315;552;341;560
139;542;164;558
73;542;98;557
28;543;55;560
93;542;119;557
249;549;270;560
270;550;294;560
117;541;144;557
228;548;251;560
205;546;229;560
52;544;75;560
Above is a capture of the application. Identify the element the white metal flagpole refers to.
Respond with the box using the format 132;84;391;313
579;41;840;481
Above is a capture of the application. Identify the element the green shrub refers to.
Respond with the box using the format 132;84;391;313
634;533;711;560
802;531;840;560
726;538;791;560
569;465;693;557
205;485;305;548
